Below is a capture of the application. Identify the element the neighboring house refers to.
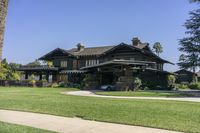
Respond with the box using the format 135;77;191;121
196;71;200;82
174;69;198;84
18;37;174;90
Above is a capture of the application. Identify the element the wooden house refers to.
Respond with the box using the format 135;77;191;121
18;37;174;90
174;69;198;84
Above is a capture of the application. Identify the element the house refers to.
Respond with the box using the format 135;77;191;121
196;71;200;82
174;69;198;84
18;37;174;90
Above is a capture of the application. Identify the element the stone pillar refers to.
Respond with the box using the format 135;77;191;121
0;0;9;62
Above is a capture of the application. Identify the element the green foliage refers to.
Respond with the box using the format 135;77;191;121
178;2;200;72
26;60;41;66
29;74;36;86
80;74;92;89
47;61;53;67
133;77;142;90
0;87;200;133
0;121;54;133
58;82;66;88
153;42;163;56
190;0;200;3
176;84;188;89
0;59;21;80
188;82;200;90
167;75;176;89
51;83;59;88
142;81;166;90
96;91;191;97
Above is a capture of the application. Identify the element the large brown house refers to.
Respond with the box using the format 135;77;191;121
18;38;173;90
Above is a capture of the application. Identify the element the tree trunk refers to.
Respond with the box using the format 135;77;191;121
0;0;9;62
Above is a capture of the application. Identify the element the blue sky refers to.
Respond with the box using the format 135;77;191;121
3;0;198;71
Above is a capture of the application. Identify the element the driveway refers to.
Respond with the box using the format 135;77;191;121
63;90;200;102
0;109;181;133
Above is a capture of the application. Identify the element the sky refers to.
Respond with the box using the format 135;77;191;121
3;0;199;71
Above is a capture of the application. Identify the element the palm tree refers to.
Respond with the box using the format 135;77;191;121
153;42;163;57
0;0;9;62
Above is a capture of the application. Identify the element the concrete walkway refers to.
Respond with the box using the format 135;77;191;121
64;91;200;102
0;110;181;133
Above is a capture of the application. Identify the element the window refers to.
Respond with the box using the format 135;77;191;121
85;59;99;66
96;60;99;64
61;61;67;67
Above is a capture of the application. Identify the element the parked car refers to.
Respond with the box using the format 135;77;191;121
100;85;115;91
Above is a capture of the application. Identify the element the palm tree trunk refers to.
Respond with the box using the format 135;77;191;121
0;0;9;62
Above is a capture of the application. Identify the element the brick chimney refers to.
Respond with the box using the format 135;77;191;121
77;43;85;51
132;37;141;46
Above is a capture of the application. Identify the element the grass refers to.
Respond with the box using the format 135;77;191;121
0;121;54;133
96;91;192;97
0;87;200;133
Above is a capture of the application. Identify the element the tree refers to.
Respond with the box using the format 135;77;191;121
178;2;200;72
190;0;200;3
0;0;9;61
0;59;21;80
133;77;142;91
167;75;176;90
153;42;163;56
26;60;41;66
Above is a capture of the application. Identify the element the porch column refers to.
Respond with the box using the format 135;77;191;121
52;73;57;82
39;73;42;81
25;72;28;80
46;72;49;82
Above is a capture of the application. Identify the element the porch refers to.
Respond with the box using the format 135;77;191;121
81;60;172;90
17;65;59;82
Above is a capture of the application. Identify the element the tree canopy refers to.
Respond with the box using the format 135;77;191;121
178;1;200;72
0;59;21;80
153;42;163;56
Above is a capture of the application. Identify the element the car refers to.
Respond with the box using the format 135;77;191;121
100;85;115;91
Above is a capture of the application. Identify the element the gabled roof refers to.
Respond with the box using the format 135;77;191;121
174;69;197;75
67;46;114;56
39;48;75;60
38;43;173;65
100;43;174;64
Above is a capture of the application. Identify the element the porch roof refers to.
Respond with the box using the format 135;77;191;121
145;68;174;75
80;59;153;70
60;70;88;74
17;65;59;72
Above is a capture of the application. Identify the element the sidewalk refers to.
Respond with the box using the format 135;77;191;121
0;110;181;133
64;91;200;102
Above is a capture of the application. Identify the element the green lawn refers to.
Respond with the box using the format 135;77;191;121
0;87;200;133
0;121;54;133
96;91;192;97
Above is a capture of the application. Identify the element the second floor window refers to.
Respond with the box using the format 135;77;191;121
86;60;99;67
61;61;67;67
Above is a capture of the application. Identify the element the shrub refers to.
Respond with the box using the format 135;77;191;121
51;83;59;88
167;75;176;90
176;84;188;90
133;77;142;91
142;81;166;90
80;74;92;89
58;82;66;88
188;82;200;90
